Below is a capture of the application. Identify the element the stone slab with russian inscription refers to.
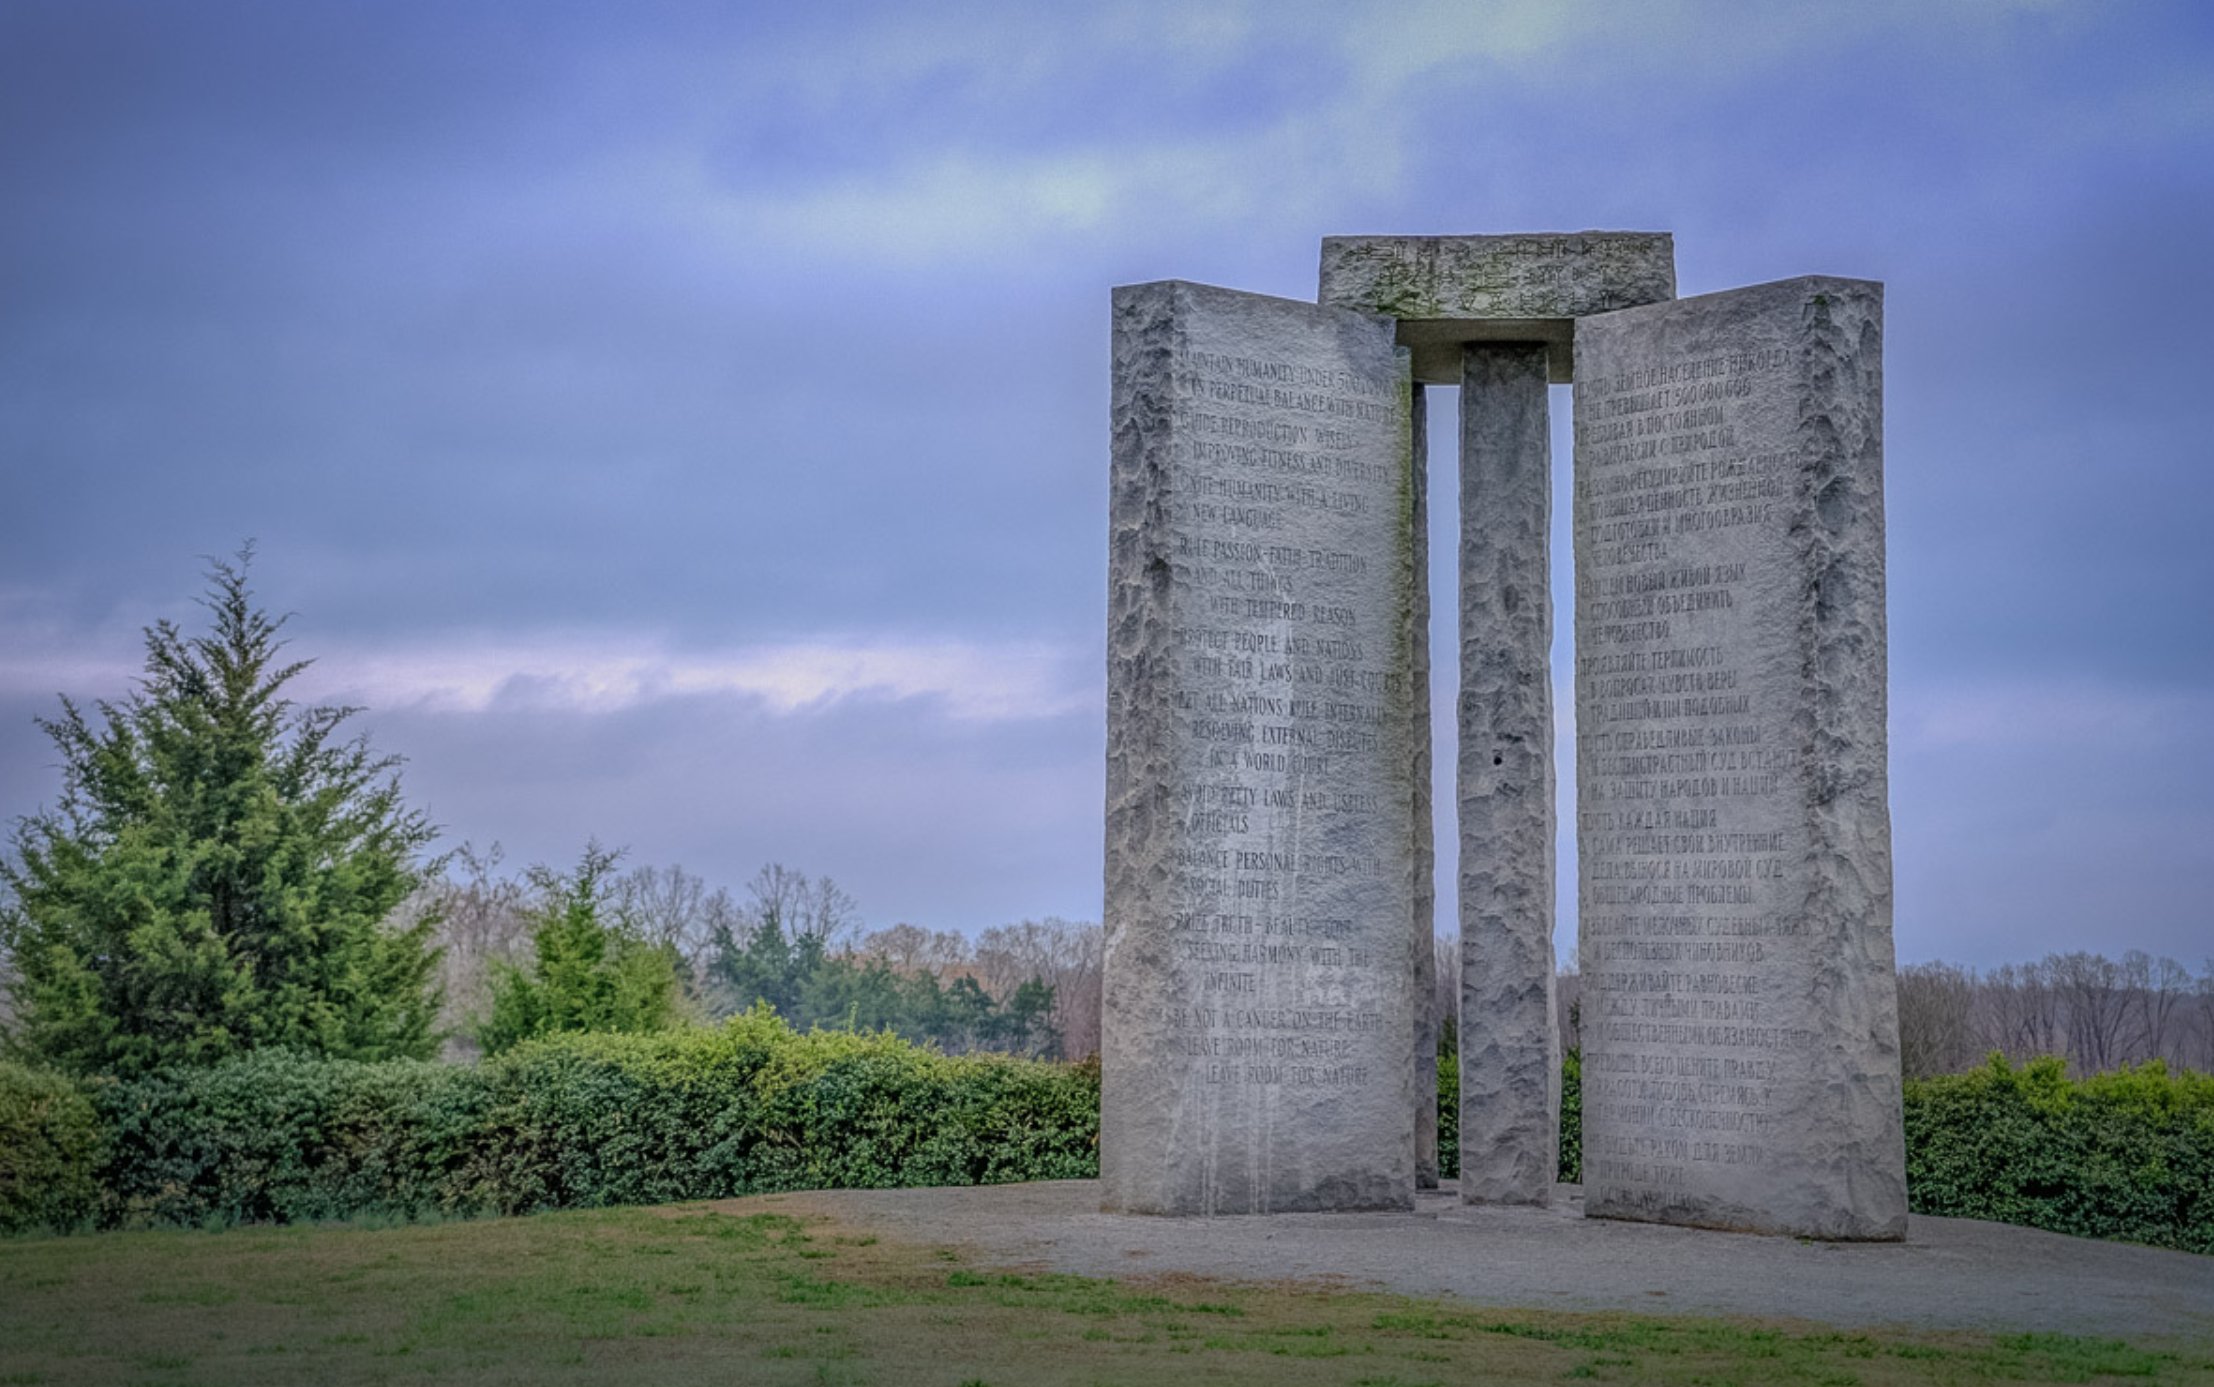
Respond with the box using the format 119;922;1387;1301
1103;280;1421;1215
1571;276;1906;1240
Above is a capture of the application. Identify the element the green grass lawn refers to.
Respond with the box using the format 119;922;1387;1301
2;1203;2208;1387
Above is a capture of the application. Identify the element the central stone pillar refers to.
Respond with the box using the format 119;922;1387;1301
1320;233;1675;1203
1456;343;1559;1205
1410;382;1440;1190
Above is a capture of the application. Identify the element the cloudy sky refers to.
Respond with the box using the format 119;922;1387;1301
3;1;2210;966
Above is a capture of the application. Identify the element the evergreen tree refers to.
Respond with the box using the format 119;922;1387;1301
708;913;797;1017
0;552;442;1076
996;978;1059;1058
795;954;909;1034
694;864;1063;1055
476;843;681;1054
939;975;998;1052
898;969;950;1043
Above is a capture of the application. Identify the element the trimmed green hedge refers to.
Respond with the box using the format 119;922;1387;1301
12;1035;2212;1254
1906;1055;2213;1254
1436;1049;1581;1186
0;1060;102;1233
1559;1049;1581;1183
96;1049;491;1228
60;1012;1097;1230
1441;1051;2214;1255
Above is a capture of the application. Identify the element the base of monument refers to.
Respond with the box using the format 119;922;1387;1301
1099;1186;1415;1217
1582;1192;1909;1243
713;1179;2212;1340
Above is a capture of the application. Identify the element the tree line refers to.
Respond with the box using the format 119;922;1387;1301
401;845;1101;1062
0;554;1097;1079
1894;952;2214;1079
0;554;2201;1085
1426;937;2214;1082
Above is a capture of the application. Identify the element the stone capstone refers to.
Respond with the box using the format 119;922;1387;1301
1320;232;1676;384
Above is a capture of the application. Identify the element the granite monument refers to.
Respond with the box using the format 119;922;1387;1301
1102;238;1906;1239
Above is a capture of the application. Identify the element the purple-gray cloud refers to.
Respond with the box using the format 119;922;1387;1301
3;0;2211;959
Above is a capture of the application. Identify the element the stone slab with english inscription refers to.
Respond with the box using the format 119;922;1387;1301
1103;280;1422;1215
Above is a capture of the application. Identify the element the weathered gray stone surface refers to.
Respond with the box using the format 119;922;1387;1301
1320;233;1676;383
1456;343;1560;1206
1322;232;1675;319
1571;276;1904;1239
1104;279;1421;1215
744;1181;2214;1339
1409;384;1437;1190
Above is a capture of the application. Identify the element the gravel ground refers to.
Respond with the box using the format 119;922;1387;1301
732;1179;2214;1342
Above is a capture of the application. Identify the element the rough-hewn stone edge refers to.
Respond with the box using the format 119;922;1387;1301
1101;279;1187;1216
1788;275;1907;1242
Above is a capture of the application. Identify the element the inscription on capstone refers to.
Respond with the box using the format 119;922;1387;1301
1572;276;1907;1240
1104;280;1419;1215
1320;232;1676;321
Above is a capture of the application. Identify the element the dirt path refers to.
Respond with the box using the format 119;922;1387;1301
724;1179;2214;1341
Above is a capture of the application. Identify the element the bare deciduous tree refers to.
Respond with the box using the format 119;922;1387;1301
1432;935;1457;1050
0;941;16;1035
1985;960;2062;1061
612;862;740;1009
856;923;979;976
393;842;534;1060
1045;920;1104;1060
2049;951;2131;1074
744;863;860;949
972;918;1103;1059
920;929;972;972
396;845;2213;1081
1896;961;1979;1079
2123;950;2193;1068
2195;962;2214;1072
1881;950;2214;1078
971;923;1039;999
859;922;932;971
1555;957;1583;1058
